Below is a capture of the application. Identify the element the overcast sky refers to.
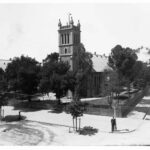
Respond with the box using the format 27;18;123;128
0;3;150;62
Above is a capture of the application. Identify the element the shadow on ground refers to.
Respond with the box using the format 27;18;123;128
2;115;26;122
12;100;58;112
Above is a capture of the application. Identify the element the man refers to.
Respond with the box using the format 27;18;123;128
111;116;117;132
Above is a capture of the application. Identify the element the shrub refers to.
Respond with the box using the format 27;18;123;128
79;126;98;136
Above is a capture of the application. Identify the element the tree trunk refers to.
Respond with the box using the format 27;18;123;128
76;117;78;131
73;117;75;131
79;118;81;131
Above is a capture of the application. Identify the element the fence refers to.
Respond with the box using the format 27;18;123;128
84;87;147;117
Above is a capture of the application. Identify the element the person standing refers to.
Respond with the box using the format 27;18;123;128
111;116;117;132
111;117;115;132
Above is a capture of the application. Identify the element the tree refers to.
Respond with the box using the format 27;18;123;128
132;61;147;89
108;45;138;97
68;100;84;131
73;43;93;100
43;52;59;64
39;52;70;103
66;44;93;131
5;55;40;101
0;68;8;114
0;68;7;92
103;70;120;107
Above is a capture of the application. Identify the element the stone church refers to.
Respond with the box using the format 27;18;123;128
58;16;110;98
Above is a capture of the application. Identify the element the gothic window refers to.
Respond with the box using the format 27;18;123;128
67;34;69;44
61;34;64;44
65;48;67;54
65;34;66;44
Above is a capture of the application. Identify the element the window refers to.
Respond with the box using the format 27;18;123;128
65;48;67;54
68;34;69;44
65;34;66;44
61;34;64;44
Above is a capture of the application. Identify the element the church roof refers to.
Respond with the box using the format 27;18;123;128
0;59;11;70
92;53;111;72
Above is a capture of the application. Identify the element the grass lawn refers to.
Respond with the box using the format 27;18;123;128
6;89;141;117
10;100;58;112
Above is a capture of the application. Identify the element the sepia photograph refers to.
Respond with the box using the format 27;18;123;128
0;1;150;146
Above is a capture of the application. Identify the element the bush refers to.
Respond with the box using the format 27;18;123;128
79;126;98;136
68;101;84;118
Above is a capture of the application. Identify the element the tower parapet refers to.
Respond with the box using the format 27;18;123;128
58;17;80;31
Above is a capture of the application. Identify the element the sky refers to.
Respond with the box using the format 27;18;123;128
0;3;150;62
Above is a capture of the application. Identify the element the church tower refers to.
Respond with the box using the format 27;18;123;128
58;16;81;71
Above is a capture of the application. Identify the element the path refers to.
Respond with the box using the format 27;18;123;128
1;88;150;145
0;120;57;145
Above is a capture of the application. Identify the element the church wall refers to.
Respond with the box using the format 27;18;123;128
85;72;104;98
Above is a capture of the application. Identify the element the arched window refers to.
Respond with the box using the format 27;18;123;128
65;48;67;54
64;34;66;44
61;34;64;44
68;34;69;44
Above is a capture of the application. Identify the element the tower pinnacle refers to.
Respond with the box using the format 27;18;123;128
70;16;74;25
58;19;62;27
68;13;72;24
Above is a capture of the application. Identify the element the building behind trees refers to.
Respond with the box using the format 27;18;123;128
58;16;110;98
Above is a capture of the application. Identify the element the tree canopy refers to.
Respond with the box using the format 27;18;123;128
73;44;93;100
39;52;71;102
108;45;138;78
108;45;148;97
5;55;40;101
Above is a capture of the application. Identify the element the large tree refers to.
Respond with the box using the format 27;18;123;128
73;43;93;100
5;55;40;101
39;52;71;103
108;45;138;97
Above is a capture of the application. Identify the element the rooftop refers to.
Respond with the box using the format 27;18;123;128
92;53;111;72
0;59;12;70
